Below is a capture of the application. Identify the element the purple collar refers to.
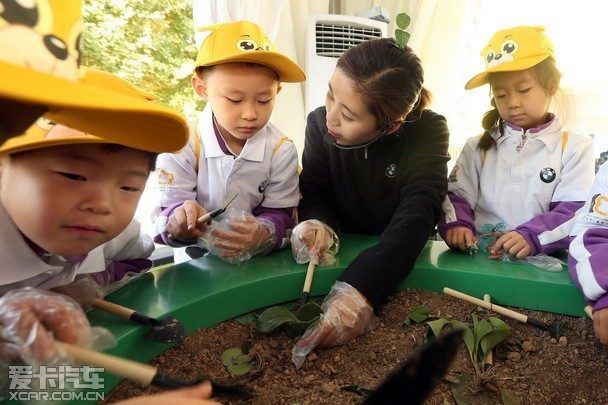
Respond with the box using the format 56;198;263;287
504;113;555;134
28;238;86;264
212;114;234;156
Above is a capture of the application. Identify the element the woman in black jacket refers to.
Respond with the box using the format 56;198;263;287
291;38;450;367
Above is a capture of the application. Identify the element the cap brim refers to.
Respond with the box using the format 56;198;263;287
201;51;306;83
465;54;551;90
0;61;188;153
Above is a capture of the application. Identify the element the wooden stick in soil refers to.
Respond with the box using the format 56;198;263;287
483;294;493;369
300;230;322;307
443;287;561;337
300;259;318;307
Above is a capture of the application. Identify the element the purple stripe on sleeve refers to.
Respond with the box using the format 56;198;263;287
438;192;476;239
252;206;295;250
516;201;584;255
91;259;153;287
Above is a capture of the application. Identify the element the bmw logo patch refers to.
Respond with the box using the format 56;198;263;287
385;163;397;178
258;179;268;193
540;167;556;183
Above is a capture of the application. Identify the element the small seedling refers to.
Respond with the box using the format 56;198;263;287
257;301;322;337
221;341;255;376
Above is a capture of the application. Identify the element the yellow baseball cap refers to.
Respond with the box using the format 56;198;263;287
0;0;188;151
0;68;184;154
195;20;305;83
465;25;554;90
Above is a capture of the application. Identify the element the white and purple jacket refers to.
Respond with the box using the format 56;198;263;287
440;116;594;255
569;162;608;311
152;106;299;251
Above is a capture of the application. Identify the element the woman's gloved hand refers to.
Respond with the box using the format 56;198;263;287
0;288;115;365
291;281;373;368
290;220;339;266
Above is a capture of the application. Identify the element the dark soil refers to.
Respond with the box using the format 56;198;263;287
104;289;608;404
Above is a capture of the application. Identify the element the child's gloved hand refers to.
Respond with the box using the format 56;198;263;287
0;288;115;365
592;307;608;345
291;281;373;369
166;200;209;241
51;274;104;308
290;220;339;265
490;230;531;258
445;226;476;251
199;212;276;264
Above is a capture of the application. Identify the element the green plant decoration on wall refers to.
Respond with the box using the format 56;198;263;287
395;12;411;47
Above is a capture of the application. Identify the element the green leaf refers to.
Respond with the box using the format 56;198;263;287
478;317;510;361
449;320;475;361
296;302;323;322
396;13;411;29
407;305;432;324
221;348;254;376
257;306;298;333
501;388;522;405
227;362;252;376
426;318;451;337
289;316;320;337
395;30;410;47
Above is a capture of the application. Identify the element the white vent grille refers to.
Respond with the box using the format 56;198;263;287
315;21;383;57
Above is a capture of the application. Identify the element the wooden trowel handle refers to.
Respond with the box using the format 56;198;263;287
443;287;528;323
56;342;157;387
92;299;135;319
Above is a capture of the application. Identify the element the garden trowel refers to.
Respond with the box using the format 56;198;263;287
92;299;185;344
363;329;462;404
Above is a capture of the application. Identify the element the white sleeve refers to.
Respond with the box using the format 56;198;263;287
552;132;595;202
102;220;154;262
447;136;483;208
153;123;199;209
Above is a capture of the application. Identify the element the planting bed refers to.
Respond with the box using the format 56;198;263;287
104;289;608;404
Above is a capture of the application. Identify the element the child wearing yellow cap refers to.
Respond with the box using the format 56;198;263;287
439;25;594;258
153;20;306;264
0;67;189;364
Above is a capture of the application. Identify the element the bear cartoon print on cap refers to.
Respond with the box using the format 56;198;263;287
0;0;188;152
465;25;554;90
195;20;305;83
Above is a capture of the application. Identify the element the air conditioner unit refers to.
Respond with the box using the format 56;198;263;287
304;14;388;115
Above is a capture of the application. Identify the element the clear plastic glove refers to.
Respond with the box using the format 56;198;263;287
290;220;339;266
51;274;104;308
198;211;276;265
0;288;115;365
166;200;209;241
291;281;373;369
490;252;564;272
